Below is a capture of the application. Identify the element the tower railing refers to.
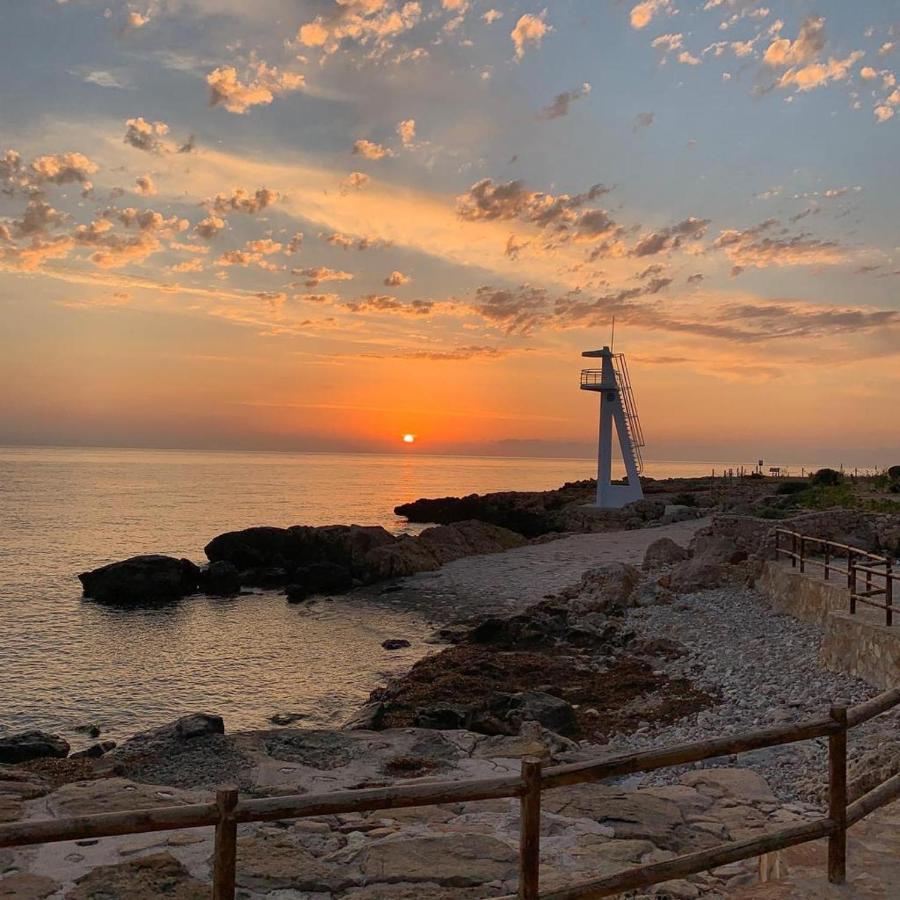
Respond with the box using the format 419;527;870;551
613;353;645;474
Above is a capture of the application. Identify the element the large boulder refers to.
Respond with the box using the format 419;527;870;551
643;537;690;570
394;480;597;537
197;560;241;596
417;520;526;564
558;562;642;615
285;562;354;601
0;731;69;764
67;853;207;900
502;690;579;736
79;555;199;604
205;520;528;590
116;713;224;755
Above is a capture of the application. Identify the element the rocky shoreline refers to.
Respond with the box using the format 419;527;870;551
3;479;897;895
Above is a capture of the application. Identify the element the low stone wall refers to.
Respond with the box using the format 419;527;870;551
820;612;900;690
756;560;849;625
756;561;899;689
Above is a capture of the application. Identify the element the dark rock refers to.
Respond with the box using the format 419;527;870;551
79;555;199;604
285;562;354;602
394;480;596;537
175;713;224;740
205;520;526;590
71;740;116;759
502;691;579;737
74;723;102;738
382;639;411;650
343;701;385;730
413;705;468;730
643;537;690;570
240;566;289;588
268;713;307;726
0;731;70;764
197;560;241;596
263;731;358;769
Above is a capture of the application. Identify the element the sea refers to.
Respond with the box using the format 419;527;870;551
0;446;829;747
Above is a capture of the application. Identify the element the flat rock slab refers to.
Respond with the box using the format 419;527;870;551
65;852;207;899
0;873;61;899
45;778;208;817
352;833;518;887
345;883;503;898
235;832;354;893
681;768;778;805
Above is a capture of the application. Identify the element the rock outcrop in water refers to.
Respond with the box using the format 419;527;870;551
204;520;526;592
394;481;675;537
0;730;70;764
78;521;525;604
78;555;200;604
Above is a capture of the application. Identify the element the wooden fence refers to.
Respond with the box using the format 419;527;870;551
2;687;899;899
775;528;896;626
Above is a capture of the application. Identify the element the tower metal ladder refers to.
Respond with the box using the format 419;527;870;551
613;353;645;474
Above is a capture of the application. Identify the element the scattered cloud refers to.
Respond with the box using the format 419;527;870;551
630;0;674;31
511;11;550;60
295;266;354;288
384;270;411;286
207;63;305;114
340;172;370;192
632;218;710;257
538;83;591;120
396;119;416;147
352;139;393;160
134;174;156;196
123;117;170;154
208;187;280;215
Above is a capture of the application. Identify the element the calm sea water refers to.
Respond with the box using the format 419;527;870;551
0;446;816;747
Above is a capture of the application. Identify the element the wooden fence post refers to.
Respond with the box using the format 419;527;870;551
886;564;893;627
791;533;797;568
519;757;542;900
799;537;805;574
827;706;848;885
213;786;239;900
848;553;856;614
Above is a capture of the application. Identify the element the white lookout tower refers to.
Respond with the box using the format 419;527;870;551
580;345;645;508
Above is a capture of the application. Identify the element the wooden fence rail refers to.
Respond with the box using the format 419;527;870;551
1;689;898;898
775;528;896;626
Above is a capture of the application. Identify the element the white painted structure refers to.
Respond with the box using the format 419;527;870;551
580;346;645;508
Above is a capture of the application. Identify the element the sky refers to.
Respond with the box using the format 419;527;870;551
0;0;898;465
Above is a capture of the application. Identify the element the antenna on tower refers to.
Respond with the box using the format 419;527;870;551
610;316;616;352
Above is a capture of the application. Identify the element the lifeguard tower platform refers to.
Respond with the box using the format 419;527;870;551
580;346;645;508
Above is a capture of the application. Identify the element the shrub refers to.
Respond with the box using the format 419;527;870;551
810;468;843;487
888;465;900;479
671;491;698;507
776;481;807;496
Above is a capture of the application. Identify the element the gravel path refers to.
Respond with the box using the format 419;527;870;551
604;585;880;803
369;517;710;624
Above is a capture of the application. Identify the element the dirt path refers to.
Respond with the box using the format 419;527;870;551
370;518;710;624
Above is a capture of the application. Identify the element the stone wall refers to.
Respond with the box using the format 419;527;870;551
756;561;900;689
756;561;850;625
820;612;900;690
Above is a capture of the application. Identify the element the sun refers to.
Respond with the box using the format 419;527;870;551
402;433;416;444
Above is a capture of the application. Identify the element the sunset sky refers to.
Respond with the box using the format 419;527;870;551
1;0;898;464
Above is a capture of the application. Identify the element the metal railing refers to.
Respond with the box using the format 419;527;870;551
579;357;645;475
775;529;896;626
2;688;899;899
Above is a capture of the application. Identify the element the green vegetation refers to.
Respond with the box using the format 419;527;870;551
810;467;844;487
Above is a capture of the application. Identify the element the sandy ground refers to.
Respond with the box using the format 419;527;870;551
369;517;711;624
